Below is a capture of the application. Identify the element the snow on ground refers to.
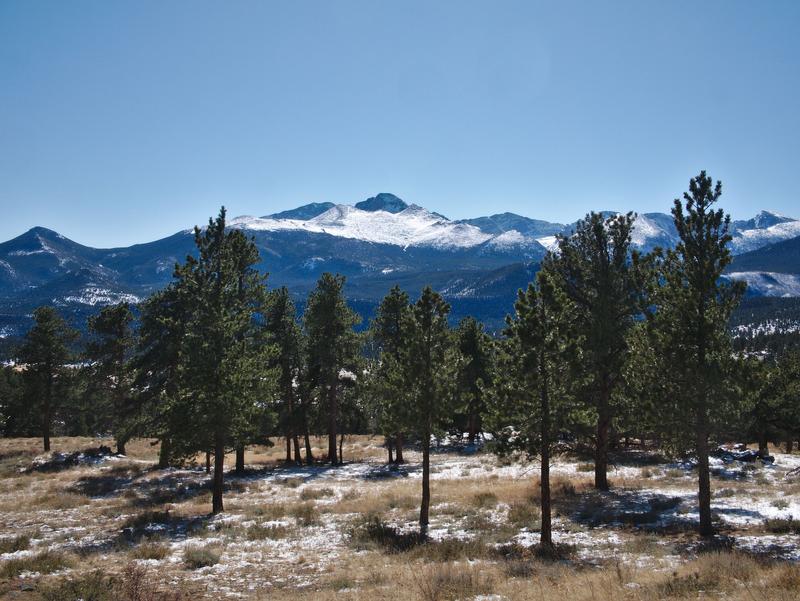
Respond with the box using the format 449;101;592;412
3;439;800;598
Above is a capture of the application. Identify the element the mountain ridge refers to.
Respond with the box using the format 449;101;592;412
1;195;799;345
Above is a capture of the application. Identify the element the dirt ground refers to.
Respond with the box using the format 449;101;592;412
1;435;799;600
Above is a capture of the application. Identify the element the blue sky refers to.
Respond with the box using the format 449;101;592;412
1;1;798;247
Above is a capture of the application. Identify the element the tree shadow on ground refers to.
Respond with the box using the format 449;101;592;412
563;487;764;534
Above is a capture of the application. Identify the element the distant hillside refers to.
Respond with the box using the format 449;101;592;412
729;234;800;274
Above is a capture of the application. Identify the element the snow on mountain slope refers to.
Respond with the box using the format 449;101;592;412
58;287;141;306
726;272;800;297
730;219;800;254
229;203;496;249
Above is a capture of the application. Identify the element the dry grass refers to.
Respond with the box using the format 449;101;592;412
184;544;221;569
1;435;800;601
411;562;494;601
0;534;29;554
0;549;74;578
130;541;170;560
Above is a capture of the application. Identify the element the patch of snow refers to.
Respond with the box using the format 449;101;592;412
535;235;559;252
58;287;141;306
726;272;800;297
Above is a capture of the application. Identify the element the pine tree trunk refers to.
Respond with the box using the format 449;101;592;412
696;409;713;537
468;413;478;445
327;384;338;465
205;450;211;473
387;437;394;464
304;429;314;463
117;439;127;456
212;437;225;514
786;439;794;454
42;406;51;453
292;436;302;464
43;372;52;453
419;433;431;537
594;398;610;491
285;436;292;462
539;351;553;550
757;433;769;457
395;433;404;464
339;432;344;463
158;438;171;469
235;445;245;474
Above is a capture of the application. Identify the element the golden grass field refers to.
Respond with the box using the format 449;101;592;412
1;435;799;600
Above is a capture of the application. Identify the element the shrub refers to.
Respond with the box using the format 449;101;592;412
471;491;498;508
183;545;221;569
122;509;173;530
39;570;115;601
508;502;540;528
299;487;335;501
39;564;192;601
347;514;423;552
0;550;74;578
0;534;30;554
764;517;800;534
290;502;320;526
130;541;170;560
407;538;489;562
246;523;290;540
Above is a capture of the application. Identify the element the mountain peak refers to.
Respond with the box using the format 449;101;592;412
753;210;794;229
354;193;408;213
265;202;335;221
733;210;796;232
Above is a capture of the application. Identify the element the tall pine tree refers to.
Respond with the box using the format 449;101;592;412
488;271;576;549
546;211;645;490
646;172;745;536
265;287;304;463
368;285;411;463
87;302;136;454
18;306;78;452
304;273;360;465
454;316;493;444
172;208;273;513
387;286;458;535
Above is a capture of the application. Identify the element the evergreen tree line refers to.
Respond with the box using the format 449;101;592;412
1;172;799;542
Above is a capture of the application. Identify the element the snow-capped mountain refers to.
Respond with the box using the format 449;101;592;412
231;197;800;258
230;197;501;250
0;194;799;349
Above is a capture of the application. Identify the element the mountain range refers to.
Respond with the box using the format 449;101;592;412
1;192;799;346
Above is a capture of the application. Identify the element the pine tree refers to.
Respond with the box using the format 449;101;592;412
387;286;458;535
546;211;645;490
265;287;304;463
0;365;25;436
18;306;78;452
304;273;360;465
170;207;273;513
87;302;135;454
738;357;782;457
133;282;192;468
368;285;411;463
487;271;576;550
646;171;745;536
454;316;494;444
776;353;800;452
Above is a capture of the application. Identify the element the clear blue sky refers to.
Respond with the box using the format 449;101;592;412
1;1;798;247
